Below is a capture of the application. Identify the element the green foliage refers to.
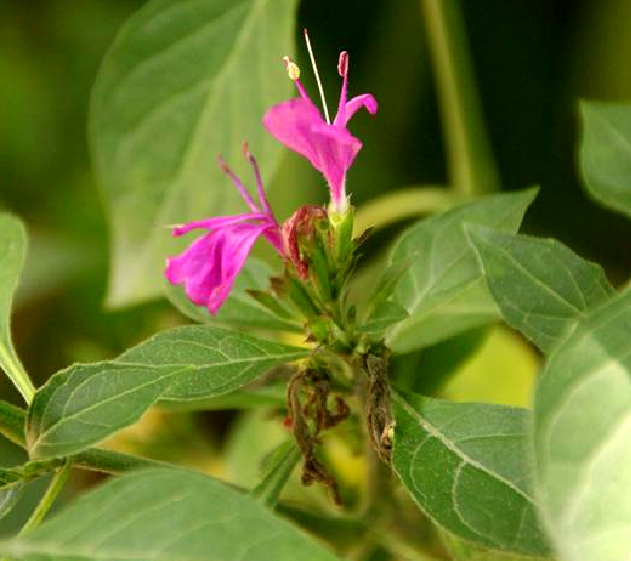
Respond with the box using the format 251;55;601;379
467;226;614;352
3;0;630;558
580;101;631;217
533;287;631;561
0;214;34;403
90;0;298;307
0;468;342;561
0;485;23;522
384;189;537;353
392;391;551;558
27;326;308;460
252;441;301;507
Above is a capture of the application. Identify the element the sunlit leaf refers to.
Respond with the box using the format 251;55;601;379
533;287;631;561
90;0;298;306
580;101;631;218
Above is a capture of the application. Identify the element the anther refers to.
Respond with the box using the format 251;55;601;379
283;56;301;81
337;51;348;78
241;140;251;158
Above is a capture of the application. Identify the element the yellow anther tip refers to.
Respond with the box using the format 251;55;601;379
283;56;301;81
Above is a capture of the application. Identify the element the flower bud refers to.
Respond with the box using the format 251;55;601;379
282;205;329;280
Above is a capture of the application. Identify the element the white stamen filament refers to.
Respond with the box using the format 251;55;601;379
303;29;331;124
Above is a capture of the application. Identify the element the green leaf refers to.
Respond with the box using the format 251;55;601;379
533;288;631;561
90;0;298;307
361;300;409;335
439;530;553;561
252;441;301;508
580;101;631;218
392;391;551;557
385;189;537;353
0;214;34;403
27;325;308;460
165;257;301;332
467;226;614;352
0;468;341;561
0;484;23;522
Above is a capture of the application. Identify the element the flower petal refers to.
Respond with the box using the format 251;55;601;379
166;221;272;314
344;93;378;124
263;98;362;204
263;98;326;168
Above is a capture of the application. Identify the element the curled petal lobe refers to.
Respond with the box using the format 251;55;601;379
342;94;378;126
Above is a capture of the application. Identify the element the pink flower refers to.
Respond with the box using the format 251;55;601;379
165;147;282;314
263;50;378;213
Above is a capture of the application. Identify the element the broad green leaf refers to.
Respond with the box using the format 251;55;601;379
440;530;553;561
0;214;34;403
580;101;631;218
385;189;537;353
0;484;23;522
252;441;300;507
0;468;341;561
27;325;308;460
361;300;409;335
91;0;298;307
533;288;631;561
392;392;551;557
165;257;301;332
467;226;614;352
159;382;287;411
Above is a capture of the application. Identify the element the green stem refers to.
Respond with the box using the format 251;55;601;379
421;0;500;195
72;448;169;475
0;345;35;405
0;399;26;446
252;442;301;508
353;186;461;235
19;461;71;535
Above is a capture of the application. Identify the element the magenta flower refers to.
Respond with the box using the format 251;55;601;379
165;148;282;314
263;51;378;213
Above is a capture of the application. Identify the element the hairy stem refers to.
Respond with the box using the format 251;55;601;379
0;344;35;406
19;461;72;535
0;399;26;446
353;186;462;235
421;0;499;195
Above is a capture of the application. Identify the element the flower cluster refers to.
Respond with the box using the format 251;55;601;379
165;45;377;318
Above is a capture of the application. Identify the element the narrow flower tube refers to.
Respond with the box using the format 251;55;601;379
165;149;282;314
263;50;378;213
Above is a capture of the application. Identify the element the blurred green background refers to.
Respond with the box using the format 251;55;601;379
1;0;631;422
